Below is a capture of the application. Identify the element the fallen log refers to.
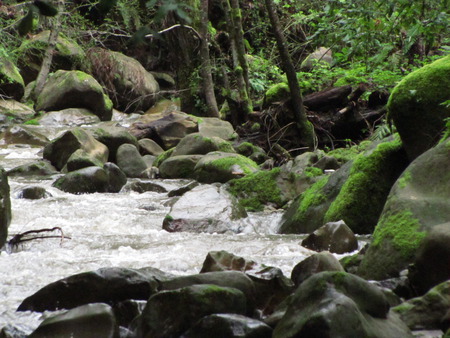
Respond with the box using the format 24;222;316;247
303;85;352;111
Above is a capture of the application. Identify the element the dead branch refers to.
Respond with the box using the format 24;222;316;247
7;227;71;250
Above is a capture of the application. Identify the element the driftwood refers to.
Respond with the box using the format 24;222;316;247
7;227;70;252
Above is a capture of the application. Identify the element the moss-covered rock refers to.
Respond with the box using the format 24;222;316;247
262;82;290;108
387;55;450;160
326;140;372;165
234;142;268;164
323;137;409;234
7;160;57;177
36;70;113;121
0;100;35;124
116;143;148;178
172;133;235;157
159;155;203;179
197;117;237;140
91;126;139;162
52;166;109;194
0;58;25;100
358;138;450;280
4;125;49;146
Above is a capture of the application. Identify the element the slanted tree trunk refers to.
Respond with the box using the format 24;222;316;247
199;0;219;117
264;0;315;149
32;0;64;100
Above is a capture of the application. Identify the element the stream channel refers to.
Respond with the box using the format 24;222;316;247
0;125;356;334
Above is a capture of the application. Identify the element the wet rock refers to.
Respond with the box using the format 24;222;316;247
393;281;450;331
28;303;119;338
193;152;259;184
92;126;139;163
313;155;340;171
0;168;11;249
52;166;109;194
200;250;256;273
138;138;164;156
0;58;24;101
158;154;203;179
163;184;247;234
112;299;146;328
0;100;35;125
173;132;235;157
103;162;127;193
291;252;344;287
273;271;413;338
4;126;49;146
116;143;148;178
167;181;199;197
65;148;106;172
183;313;272;338
38;108;100;126
301;220;358;254
35;70;112;121
197;117;237;140
18;267;160;312
7;160;57;177
122;180;167;194
43;128;109;171
15;186;51;199
0;324;27;338
138;284;247;338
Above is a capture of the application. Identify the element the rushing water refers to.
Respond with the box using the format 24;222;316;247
0;144;339;333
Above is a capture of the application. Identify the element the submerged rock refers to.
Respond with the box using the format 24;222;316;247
15;186;51;199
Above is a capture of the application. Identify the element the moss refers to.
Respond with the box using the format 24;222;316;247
397;170;412;189
372;210;427;259
326;141;372;164
304;166;323;178
164;214;174;222
23;118;39;125
264;82;290;105
154;147;175;167
209;155;258;175
293;175;330;223
228;168;283;211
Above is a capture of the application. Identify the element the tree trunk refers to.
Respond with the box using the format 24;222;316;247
264;0;315;149
32;0;64;100
199;0;219;117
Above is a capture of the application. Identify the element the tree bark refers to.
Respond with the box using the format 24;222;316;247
264;0;315;148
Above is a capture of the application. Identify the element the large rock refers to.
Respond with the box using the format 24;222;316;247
358;139;450;280
197;117;237;140
92;126;139;162
0;58;24;100
7;160;58;177
0;168;11;249
158;154;203;179
0;99;35;124
138;284;247;338
387;55;450;160
138;138;164;156
4;125;49;146
35;70;113;121
86;48;159;113
43;128;109;171
163;184;247;233
300;46;333;71
116;143;148;178
38;108;101;126
28;303;119;338
273;271;413;338
18;267;160;312
172;132;235;157
52;166;109;194
16;31;85;84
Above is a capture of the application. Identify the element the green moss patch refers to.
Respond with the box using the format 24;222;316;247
326;141;372;164
292;175;330;223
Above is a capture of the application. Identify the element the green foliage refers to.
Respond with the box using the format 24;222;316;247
147;0;193;24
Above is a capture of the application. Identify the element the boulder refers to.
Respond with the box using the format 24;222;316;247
408;223;450;295
15;186;51;199
66;148;106;172
300;46;333;71
158;155;203;179
116;143;148;178
86;48;159;113
197;117;237;140
200;250;257;273
0;58;24;100
92;126;139;162
35;70;113;121
163;184;247;233
167;181;200;197
18;267;160;312
193;152;259;184
234;142;268;164
172;132;235;157
4;125;49;146
16;31;85;84
358;139;450;280
28;303;119;338
129;111;198;149
183;313;272;338
290;252;344;287
392;281;450;331
52;166;109;194
38;108;101;126
138;284;247;338
273;271;413;338
387;55;450;160
103;162;127;193
138;138;164;156
7;160;58;177
122;180;167;194
301;220;358;254
0;99;35;124
0;168;11;249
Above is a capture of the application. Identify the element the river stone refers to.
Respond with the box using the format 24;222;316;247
15;186;50;199
301;220;358;254
193;152;259;184
43;128;109;171
112;299;146;328
86;48;159;114
38;108;101;126
103;162;127;193
116;143;148;178
35;70;113;121
129;111;198;149
138;138;164;156
273;271;413;338
0;168;11;249
122;180;167;194
200;250;257;273
197;117;237;140
358;139;450;280
4;125;49;146
52;166;109;194
0;99;35;124
392;281;450;331
167;180;200;197
7;160;58;177
138;284;247;338
290;252;344;287
408;223;450;295
387;55;450;160
65;148;106;172
28;303;119;338
158;154;203;179
92;126;139;163
163;184;247;233
183;313;272;338
18;267;160;312
16;31;85;84
172;132;235;157
300;46;333;72
0;58;24;101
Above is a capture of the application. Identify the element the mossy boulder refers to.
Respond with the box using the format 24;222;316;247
0;168;11;249
0;58;25;100
323;137;409;234
172;133;235;157
387;55;450;160
193;152;259;184
4;125;49;146
158;155;203;179
116;143;148;178
86;48;159;114
7;160;57;177
197;117;237;140
235;142;268;164
35;70;113;121
52;166;109;194
16;31;85;84
262;82;290;108
0;100;35;124
92;126;139;162
358;138;450;280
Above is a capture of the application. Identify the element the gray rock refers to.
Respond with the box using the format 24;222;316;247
38;108;100;126
7;160;57;177
159;154;203;179
116;143;148;178
200;250;257;273
291;252;344;287
4;125;49;146
52;166;109;194
103;162;127;193
92;126;139;163
172;132;235;157
197;117;237;140
138;138;164;156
